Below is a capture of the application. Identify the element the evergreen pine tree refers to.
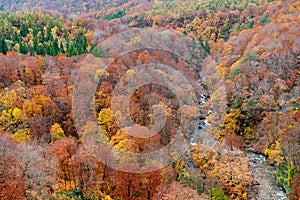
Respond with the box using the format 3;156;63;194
205;40;210;54
40;30;45;42
0;38;8;55
45;43;51;55
13;33;21;44
33;37;38;52
20;23;29;37
81;36;87;54
66;40;74;57
36;44;45;55
45;27;53;42
29;46;35;56
32;27;39;38
50;38;59;56
19;43;28;54
59;43;65;54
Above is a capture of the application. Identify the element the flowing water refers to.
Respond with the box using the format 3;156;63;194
247;151;288;200
190;76;288;199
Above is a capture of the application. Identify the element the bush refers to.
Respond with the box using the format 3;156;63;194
220;26;230;41
91;46;105;58
274;162;295;193
104;10;126;21
56;190;83;200
260;15;270;26
246;20;255;29
240;51;258;65
209;188;229;200
227;66;240;80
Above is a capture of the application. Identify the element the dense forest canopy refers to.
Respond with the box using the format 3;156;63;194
0;12;90;56
0;0;299;199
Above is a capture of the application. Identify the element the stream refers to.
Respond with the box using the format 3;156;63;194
190;68;288;199
247;151;288;200
189;108;288;199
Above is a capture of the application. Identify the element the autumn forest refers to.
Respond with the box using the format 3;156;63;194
0;0;299;199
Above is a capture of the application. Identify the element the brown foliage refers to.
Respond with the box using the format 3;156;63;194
50;137;77;191
224;133;245;151
0;177;26;200
29;116;51;143
70;150;105;195
289;174;300;200
0;133;26;199
111;165;163;200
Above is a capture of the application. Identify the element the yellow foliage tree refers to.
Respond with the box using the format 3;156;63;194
0;107;23;132
222;109;242;136
50;123;65;143
98;108;113;125
11;128;30;142
98;108;115;138
264;141;284;166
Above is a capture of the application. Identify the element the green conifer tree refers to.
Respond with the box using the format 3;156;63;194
0;38;8;55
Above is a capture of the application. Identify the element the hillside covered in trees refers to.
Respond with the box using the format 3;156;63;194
0;0;299;200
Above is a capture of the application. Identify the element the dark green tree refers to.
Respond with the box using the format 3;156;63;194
59;43;65;54
13;33;21;44
20;23;29;37
90;46;105;58
66;40;74;57
33;36;38;52
74;33;88;55
80;35;87;54
0;38;8;55
199;35;210;55
32;27;39;38
40;30;45;42
36;44;45;55
45;43;51;55
246;20;255;29
220;26;230;40
50;38;59;56
19;43;28;54
45;27;53;42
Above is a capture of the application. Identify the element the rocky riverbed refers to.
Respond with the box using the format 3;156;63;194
247;151;288;200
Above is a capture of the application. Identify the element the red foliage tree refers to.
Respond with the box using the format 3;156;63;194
0;133;26;199
111;165;141;200
70;149;105;195
50;137;77;191
224;133;245;151
29;116;51;143
289;174;300;200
